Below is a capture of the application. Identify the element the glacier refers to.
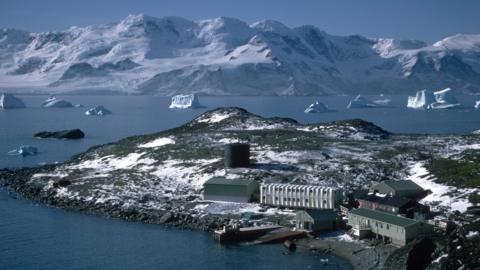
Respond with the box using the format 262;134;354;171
169;94;203;109
0;15;479;96
304;101;331;113
408;88;461;109
0;93;26;109
347;95;378;109
41;96;74;108
85;105;112;116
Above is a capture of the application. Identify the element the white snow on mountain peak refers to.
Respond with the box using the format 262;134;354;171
1;14;480;95
433;34;480;51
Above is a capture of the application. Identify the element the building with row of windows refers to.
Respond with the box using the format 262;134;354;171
347;208;433;246
259;183;343;209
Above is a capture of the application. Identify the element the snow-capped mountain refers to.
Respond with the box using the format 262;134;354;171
1;14;480;95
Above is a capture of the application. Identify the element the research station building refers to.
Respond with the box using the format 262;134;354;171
348;208;433;246
260;183;343;209
295;209;338;232
203;177;259;203
370;180;425;199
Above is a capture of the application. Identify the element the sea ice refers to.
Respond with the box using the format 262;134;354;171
169;94;203;109
8;145;38;156
85;105;112;116
41;96;74;108
0;93;26;109
304;101;331;113
347;95;377;109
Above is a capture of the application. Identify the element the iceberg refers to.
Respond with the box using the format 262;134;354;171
431;88;461;109
407;89;436;109
407;88;461;109
372;98;392;107
0;93;26;109
169;94;203;109
8;145;38;156
475;100;480;109
347;95;378;109
41;96;74;108
85;105;112;116
304;101;331;113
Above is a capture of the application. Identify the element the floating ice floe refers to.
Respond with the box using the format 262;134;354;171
407;88;461;109
169;94;203;109
8;145;38;156
474;100;480;109
41;96;74;108
304;101;332;113
74;104;84;108
85;105;112;116
347;95;378;109
372;98;392;107
0;93;26;109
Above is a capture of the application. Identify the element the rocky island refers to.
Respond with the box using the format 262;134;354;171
0;107;479;269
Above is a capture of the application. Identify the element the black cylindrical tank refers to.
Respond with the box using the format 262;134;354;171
224;143;250;168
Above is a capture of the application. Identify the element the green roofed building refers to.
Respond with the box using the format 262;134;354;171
203;177;259;203
348;208;433;246
295;209;338;232
370;180;425;198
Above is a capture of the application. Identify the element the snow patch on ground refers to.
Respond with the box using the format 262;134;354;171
150;158;222;188
449;143;480;153
197;112;235;123
138;137;175;148
68;152;153;171
407;162;477;212
203;201;295;216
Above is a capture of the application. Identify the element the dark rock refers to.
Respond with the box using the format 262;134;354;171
34;129;85;139
53;180;71;188
159;212;173;223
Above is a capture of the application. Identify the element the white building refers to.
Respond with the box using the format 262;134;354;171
260;183;342;209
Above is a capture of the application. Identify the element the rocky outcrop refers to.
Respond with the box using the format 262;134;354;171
34;129;85;139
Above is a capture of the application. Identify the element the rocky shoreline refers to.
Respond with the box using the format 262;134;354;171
0;166;224;231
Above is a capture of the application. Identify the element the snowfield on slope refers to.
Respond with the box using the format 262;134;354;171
407;162;478;212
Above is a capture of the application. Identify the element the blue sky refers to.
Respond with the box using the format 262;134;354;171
1;0;479;42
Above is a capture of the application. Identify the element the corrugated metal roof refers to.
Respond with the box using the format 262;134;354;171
357;194;412;207
379;180;424;191
349;208;418;227
305;209;336;219
205;177;255;186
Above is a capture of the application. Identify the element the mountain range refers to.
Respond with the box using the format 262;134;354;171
1;14;480;95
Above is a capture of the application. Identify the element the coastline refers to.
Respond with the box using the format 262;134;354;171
297;234;397;270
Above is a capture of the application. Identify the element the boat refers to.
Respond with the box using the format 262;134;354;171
283;239;296;251
213;225;283;244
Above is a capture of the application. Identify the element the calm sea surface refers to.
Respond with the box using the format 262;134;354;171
1;94;479;269
1;95;479;169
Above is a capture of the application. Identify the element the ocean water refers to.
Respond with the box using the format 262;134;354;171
0;188;350;270
1;94;480;270
1;95;480;169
